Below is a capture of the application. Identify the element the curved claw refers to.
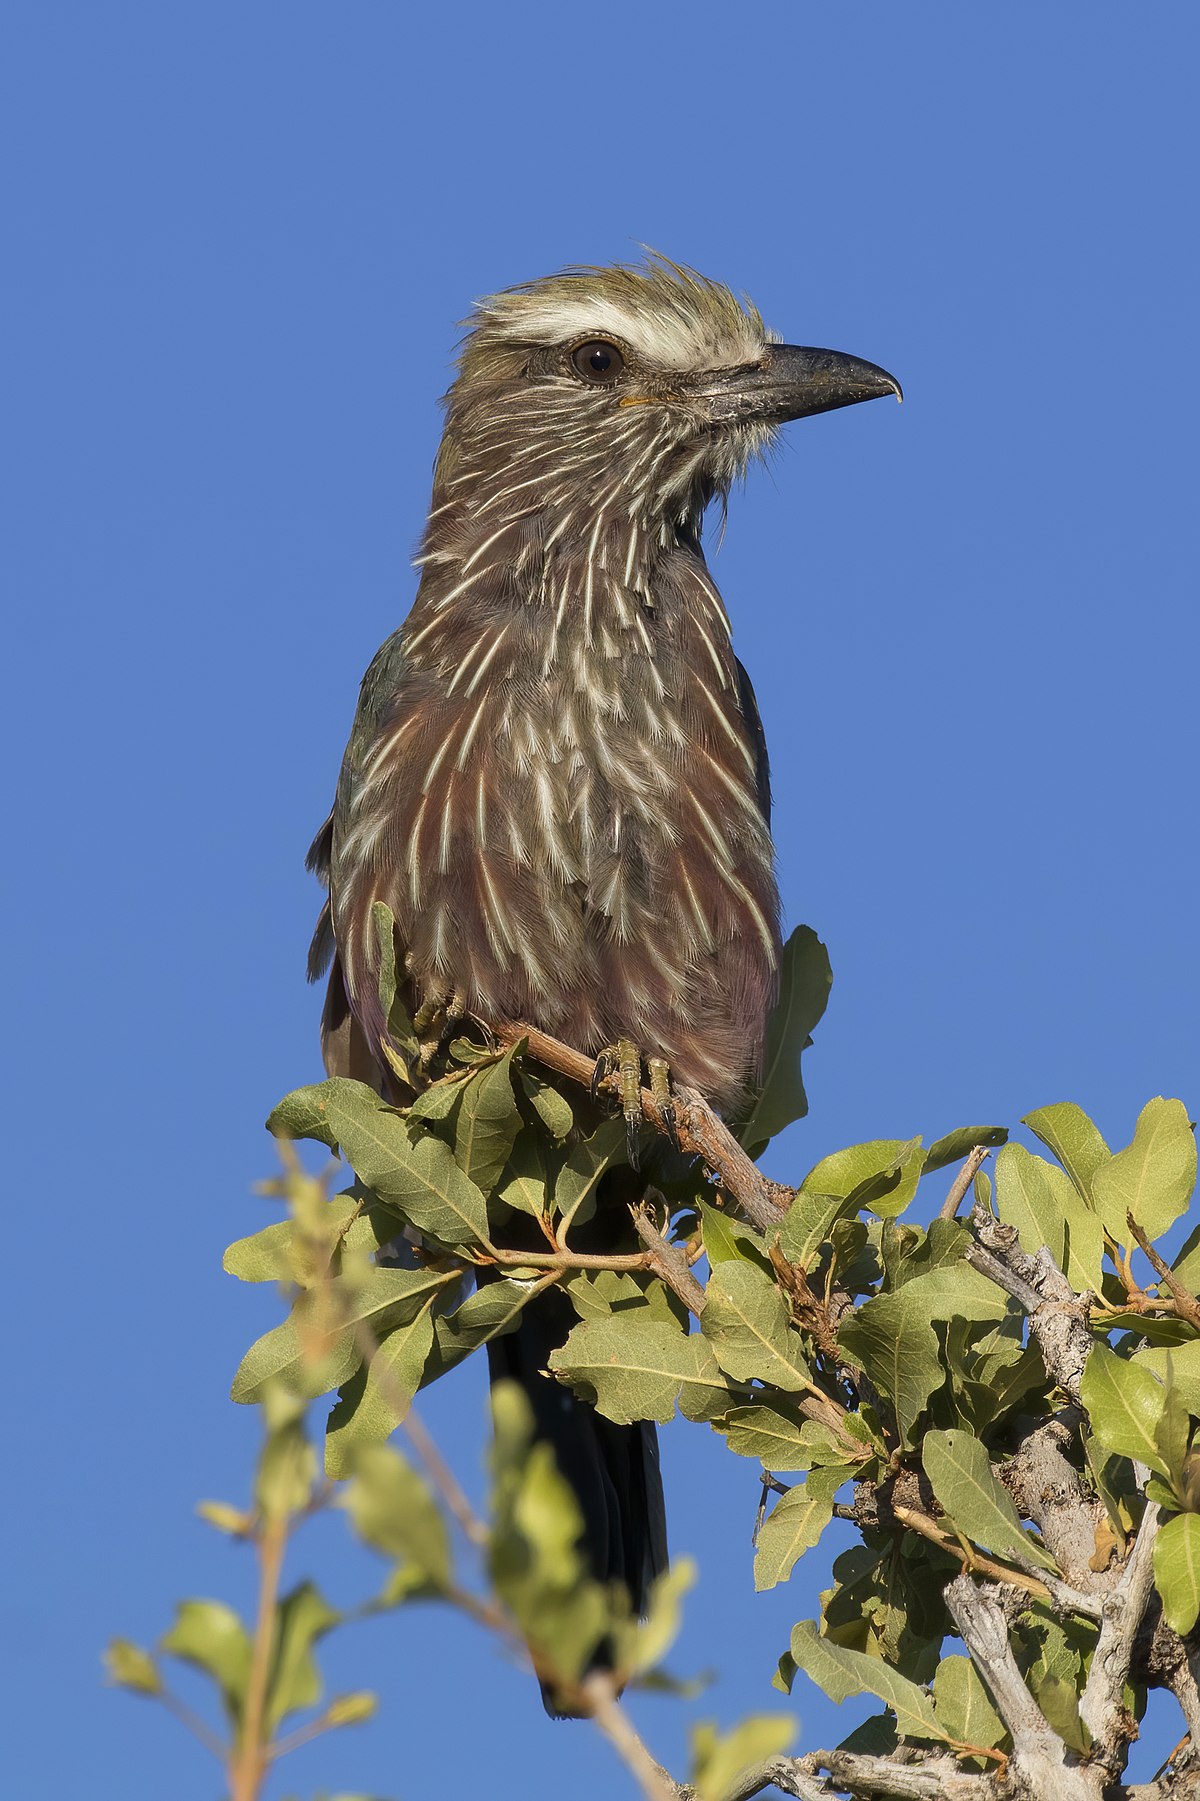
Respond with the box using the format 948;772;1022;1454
625;1114;642;1172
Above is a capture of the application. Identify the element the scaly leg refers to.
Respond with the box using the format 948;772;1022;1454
590;1042;678;1168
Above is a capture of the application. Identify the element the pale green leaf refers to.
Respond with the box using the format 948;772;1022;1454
230;1266;454;1405
325;1300;437;1477
553;1117;625;1234
698;1197;766;1266
548;1315;722;1425
777;1189;857;1270
690;1714;796;1801
341;1443;451;1589
701;1261;810;1391
269;1080;489;1245
799;1138;924;1220
1134;1342;1200;1420
105;1639;162;1697
753;1465;846;1590
994;1143;1104;1293
266;1581;339;1730
519;1071;574;1139
1022;1103;1111;1201
923;1126;1008;1174
1092;1098;1196;1244
783;1619;946;1741
1081;1343;1170;1478
496;1128;552;1219
923;1428;1057;1570
933;1654;1006;1752
453;1050;521;1195
1153;1513;1200;1634
737;925;831;1155
623;1559;697;1675
161;1600;251;1722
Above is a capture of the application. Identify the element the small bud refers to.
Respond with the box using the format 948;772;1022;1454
105;1638;163;1696
326;1690;378;1727
196;1500;253;1536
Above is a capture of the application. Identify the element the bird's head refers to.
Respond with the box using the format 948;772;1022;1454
435;255;900;540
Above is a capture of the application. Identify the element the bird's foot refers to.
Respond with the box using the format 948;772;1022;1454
413;987;468;1072
590;1040;678;1168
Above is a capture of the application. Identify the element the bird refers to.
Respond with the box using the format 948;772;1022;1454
306;255;899;1699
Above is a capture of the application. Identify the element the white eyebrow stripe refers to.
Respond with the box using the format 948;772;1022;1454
476;293;767;372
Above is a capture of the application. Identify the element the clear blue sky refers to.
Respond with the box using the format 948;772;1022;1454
4;4;1196;1794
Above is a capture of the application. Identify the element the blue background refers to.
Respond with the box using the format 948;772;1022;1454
5;3;1196;1794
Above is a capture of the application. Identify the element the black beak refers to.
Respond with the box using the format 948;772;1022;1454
701;344;902;425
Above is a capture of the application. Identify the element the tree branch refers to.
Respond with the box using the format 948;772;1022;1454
797;1750;988;1799
580;1672;681;1801
944;1575;1095;1801
631;1202;708;1314
964;1206;1091;1404
938;1145;991;1222
1125;1213;1200;1333
1079;1499;1162;1772
495;1022;789;1232
229;1513;289;1801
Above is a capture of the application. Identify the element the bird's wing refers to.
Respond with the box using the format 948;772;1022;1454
734;654;772;827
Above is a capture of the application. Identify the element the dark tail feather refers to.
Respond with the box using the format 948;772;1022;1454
483;1275;668;1714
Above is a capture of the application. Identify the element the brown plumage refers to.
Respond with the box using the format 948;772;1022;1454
306;256;899;1681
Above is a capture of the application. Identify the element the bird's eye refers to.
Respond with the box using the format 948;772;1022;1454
571;340;625;384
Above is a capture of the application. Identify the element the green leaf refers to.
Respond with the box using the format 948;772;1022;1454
325;1300;438;1477
777;1188;858;1270
701;1261;809;1391
223;1192;368;1285
230;1266;454;1405
341;1443;451;1590
269;1080;490;1246
799;1138;925;1220
923;1428;1057;1570
423;1276;542;1385
255;1387;317;1520
105;1639;162;1697
1092;1097;1197;1244
753;1465;846;1590
452;1050;522;1195
737;925;831;1155
838;1267;1007;1448
1022;1103;1111;1201
548;1315;724;1425
994;1143;1105;1293
932;1654;1005;1753
553;1117;626;1234
519;1071;574;1139
565;1268;647;1319
161;1600;251;1722
371;900;419;1074
923;1126;1008;1174
1134;1342;1200;1420
1081;1343;1170;1478
689;1714;796;1801
488;1383;611;1683
1154;1513;1200;1634
266;1581;340;1730
622;1559;697;1676
698;1196;766;1266
719;1404;844;1471
781;1619;945;1741
324;1691;379;1727
495;1128;552;1220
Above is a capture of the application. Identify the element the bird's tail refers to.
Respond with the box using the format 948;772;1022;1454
481;1192;668;1715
